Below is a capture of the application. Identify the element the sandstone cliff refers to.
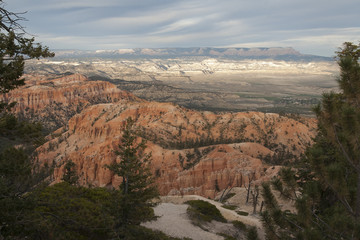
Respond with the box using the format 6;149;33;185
35;100;316;197
3;74;317;197
1;73;139;130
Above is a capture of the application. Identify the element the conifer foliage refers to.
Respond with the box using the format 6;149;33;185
0;2;54;238
106;117;159;230
61;160;79;185
261;42;360;239
0;0;54;97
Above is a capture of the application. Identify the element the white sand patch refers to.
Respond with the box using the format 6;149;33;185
159;195;265;239
142;202;223;240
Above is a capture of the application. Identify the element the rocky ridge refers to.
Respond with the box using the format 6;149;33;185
36;100;315;197
1;73;138;130
26;58;337;83
3;74;316;197
52;47;327;60
3;74;317;197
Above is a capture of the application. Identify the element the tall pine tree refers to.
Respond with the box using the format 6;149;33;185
106;117;159;236
0;2;54;238
261;42;360;240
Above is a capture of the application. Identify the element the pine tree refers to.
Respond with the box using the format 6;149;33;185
30;182;117;240
0;1;54;98
61;160;79;185
247;226;260;240
0;2;54;238
261;42;360;240
106;117;159;230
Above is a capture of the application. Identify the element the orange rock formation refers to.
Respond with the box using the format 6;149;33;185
3;74;317;197
1;73;138;130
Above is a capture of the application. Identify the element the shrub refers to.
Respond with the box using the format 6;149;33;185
246;226;260;240
222;192;236;202
232;220;247;231
221;204;237;210
186;200;226;223
236;210;249;216
120;225;183;240
217;233;236;240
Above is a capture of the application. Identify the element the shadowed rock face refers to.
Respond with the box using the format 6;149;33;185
3;74;317;197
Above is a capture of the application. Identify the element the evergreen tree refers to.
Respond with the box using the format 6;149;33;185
0;2;54;238
0;146;51;238
30;182;117;240
260;42;360;239
0;1;54;98
61;160;79;185
106;117;159;234
247;226;260;240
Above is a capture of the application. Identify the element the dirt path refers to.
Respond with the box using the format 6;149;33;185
143;195;265;240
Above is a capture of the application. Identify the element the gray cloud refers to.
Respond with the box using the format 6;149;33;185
5;0;360;56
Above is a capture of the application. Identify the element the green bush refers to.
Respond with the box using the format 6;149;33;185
186;200;226;223
221;204;237;210
246;226;259;240
222;192;236;202
120;225;183;240
232;220;247;231
31;182;116;239
217;232;236;240
236;210;249;216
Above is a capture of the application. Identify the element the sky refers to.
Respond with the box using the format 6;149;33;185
4;0;360;56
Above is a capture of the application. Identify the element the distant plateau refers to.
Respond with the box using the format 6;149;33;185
24;47;339;115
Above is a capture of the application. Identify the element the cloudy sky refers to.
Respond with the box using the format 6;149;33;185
4;0;360;56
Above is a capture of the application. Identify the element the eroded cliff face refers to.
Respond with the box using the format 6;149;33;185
3;73;317;197
1;73;139;130
35;100;316;197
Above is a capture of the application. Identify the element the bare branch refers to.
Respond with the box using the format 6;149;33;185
0;4;28;33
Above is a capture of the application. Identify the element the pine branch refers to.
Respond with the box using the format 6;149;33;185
320;170;356;217
311;212;345;240
333;125;360;173
261;211;282;240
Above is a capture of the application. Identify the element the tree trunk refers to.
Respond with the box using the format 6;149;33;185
246;173;254;204
356;169;360;219
246;183;251;204
223;187;234;202
252;187;259;214
123;175;129;195
219;186;228;203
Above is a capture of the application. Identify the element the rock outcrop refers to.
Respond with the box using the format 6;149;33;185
3;73;317;197
1;73;139;130
35;100;316;197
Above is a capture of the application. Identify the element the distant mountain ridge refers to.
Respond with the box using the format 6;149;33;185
53;47;331;61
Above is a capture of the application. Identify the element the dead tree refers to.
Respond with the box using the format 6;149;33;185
219;185;229;203
219;174;237;203
259;201;264;213
245;172;255;204
251;185;260;214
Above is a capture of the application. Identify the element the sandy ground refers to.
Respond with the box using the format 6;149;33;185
142;195;265;240
142;202;223;240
